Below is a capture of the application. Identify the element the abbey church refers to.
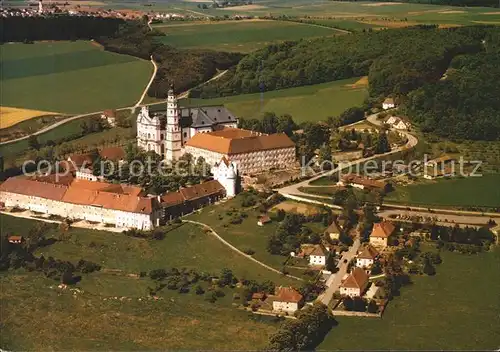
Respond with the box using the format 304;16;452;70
136;86;238;160
136;86;296;175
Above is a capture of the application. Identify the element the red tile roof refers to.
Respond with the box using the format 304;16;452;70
185;128;295;155
275;286;303;303
0;176;155;214
161;180;225;207
341;268;369;289
370;221;395;238
341;174;385;189
99;147;125;161
102;109;116;117
357;244;379;260
0;176;69;201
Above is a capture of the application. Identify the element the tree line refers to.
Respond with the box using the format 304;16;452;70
329;0;499;7
198;26;500;141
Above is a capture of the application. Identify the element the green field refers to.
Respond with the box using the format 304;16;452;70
183;77;368;123
1;41;153;114
320;247;500;350
154;19;343;52
0;214;293;350
385;174;500;208
186;196;291;271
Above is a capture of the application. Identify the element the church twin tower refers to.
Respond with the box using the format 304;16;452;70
136;86;182;160
165;86;182;161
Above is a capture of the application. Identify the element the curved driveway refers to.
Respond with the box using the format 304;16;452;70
183;219;303;281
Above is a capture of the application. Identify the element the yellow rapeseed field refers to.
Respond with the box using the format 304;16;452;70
0;106;57;129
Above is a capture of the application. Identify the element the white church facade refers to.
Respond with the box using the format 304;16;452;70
136;86;238;160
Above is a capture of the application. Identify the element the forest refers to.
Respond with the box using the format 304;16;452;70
199;25;500;141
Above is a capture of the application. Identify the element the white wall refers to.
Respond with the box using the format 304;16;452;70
272;301;299;313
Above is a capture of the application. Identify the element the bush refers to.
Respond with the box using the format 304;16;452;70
242;247;255;255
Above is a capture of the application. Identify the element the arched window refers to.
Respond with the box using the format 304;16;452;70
148;133;151;139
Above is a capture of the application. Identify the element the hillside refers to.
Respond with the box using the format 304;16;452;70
199;25;500;140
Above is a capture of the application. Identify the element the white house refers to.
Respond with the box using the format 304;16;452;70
340;267;369;297
386;116;409;130
382;97;396;110
356;244;379;269
324;219;342;240
298;244;329;266
369;221;396;248
101;109;117;127
271;286;303;314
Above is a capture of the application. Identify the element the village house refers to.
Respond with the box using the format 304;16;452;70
7;235;23;244
356;244;379;270
386;116;410;130
324;219;342;240
423;155;457;180
271;286;304;314
340;267;369;297
101;109;117;127
382;97;396;110
297;244;329;266
337;174;389;192
369;221;396;248
257;215;271;226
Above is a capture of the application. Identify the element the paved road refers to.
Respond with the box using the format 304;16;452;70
134;55;158;108
0;68;228;147
317;238;360;306
183;219;303;281
277;113;418;199
378;209;500;228
177;69;228;99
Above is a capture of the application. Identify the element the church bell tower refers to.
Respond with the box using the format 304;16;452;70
164;85;182;161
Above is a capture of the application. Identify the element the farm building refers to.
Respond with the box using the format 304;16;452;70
369;221;396;248
340;267;369;297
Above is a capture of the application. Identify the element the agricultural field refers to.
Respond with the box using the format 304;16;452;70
1;41;153;114
154;19;343;52
385;174;500;208
183;77;368;123
320;247;500;350
0;106;58;129
0;114;101;158
0;214;289;349
0;114;63;143
202;0;500;26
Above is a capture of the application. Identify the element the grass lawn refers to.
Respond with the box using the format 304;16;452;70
0;214;289;284
0;271;280;350
320;247;500;350
0;213;289;350
182;78;368;123
1;41;153;114
154;19;343;52
185;196;291;272
385;174;500;208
